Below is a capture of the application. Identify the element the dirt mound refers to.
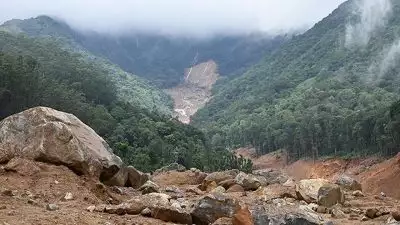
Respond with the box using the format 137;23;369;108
165;60;219;124
359;153;400;199
0;160;173;225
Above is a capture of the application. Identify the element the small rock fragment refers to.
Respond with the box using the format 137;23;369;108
365;208;378;219
46;204;59;211
352;190;364;197
141;208;152;217
63;192;73;201
2;189;14;197
86;205;96;212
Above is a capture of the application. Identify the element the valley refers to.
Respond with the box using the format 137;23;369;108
1;0;400;224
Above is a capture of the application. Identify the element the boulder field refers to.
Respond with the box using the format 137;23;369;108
0;107;399;225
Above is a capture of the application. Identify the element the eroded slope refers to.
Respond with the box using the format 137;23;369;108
166;60;219;123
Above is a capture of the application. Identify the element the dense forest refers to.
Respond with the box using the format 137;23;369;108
193;0;400;161
1;16;286;88
0;31;252;173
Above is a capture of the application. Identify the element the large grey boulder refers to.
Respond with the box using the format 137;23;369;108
317;184;345;207
296;179;330;203
0;107;122;180
126;166;149;188
191;193;241;225
253;168;290;185
234;172;262;191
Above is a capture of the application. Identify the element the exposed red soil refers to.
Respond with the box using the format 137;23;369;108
235;147;400;200
359;153;400;199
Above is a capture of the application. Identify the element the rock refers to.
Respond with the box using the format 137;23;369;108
151;206;192;224
234;172;261;191
252;208;321;225
202;180;218;193
232;207;253;225
63;192;73;201
46;204;59;211
128;193;171;208
0;206;6;210
212;217;233;225
187;187;204;195
154;163;186;175
317;184;344;207
381;192;387;197
102;167;128;187
331;208;345;218
361;216;369;221
4;158;41;176
392;211;400;221
138;181;160;194
165;186;184;199
226;184;245;193
296;179;330;203
335;174;362;191
87;205;96;212
191;193;241;225
257;184;297;201
190;168;201;173
111;186;123;195
203;170;239;186
140;208;152;217
2;189;14;197
218;179;237;189
212;186;226;194
352;190;364;197
252;168;289;185
104;202;145;215
316;206;328;214
0;107;123;179
126;166;149;188
365;208;379;219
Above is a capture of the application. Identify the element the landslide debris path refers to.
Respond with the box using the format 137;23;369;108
165;60;219;124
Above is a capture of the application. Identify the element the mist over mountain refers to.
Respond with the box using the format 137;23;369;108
0;0;345;36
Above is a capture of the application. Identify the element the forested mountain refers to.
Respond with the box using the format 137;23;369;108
1;16;286;88
193;0;400;160
0;30;252;173
0;17;173;115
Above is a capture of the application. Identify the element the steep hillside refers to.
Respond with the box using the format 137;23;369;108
0;17;173;115
193;0;400;159
166;60;219;123
1;16;286;88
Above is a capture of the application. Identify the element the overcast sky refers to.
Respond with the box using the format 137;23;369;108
0;0;346;36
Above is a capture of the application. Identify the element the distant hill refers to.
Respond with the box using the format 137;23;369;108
1;15;286;88
193;0;400;159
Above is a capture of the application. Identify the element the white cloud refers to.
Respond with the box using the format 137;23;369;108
345;0;392;48
0;0;345;36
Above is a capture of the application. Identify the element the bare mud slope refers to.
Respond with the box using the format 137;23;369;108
165;60;219;124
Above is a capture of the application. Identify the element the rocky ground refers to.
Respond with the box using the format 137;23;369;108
0;158;400;225
0;107;399;225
